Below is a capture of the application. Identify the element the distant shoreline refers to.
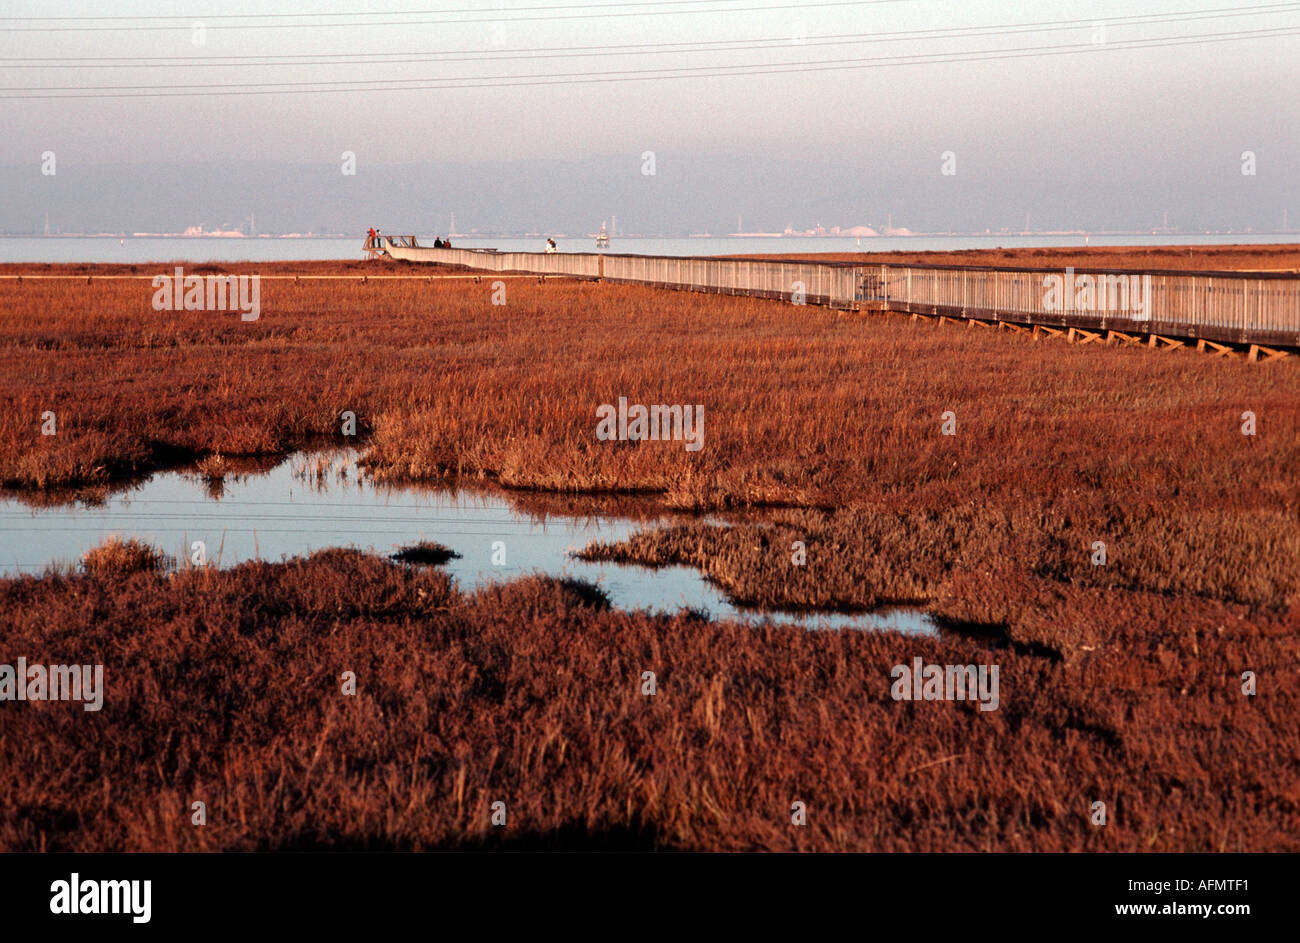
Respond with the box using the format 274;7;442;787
3;231;1297;240
4;243;1299;276
0;234;349;240
6;234;1298;267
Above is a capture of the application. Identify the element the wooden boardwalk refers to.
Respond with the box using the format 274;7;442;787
396;236;1300;360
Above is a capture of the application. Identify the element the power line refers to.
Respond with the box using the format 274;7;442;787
1;25;1296;98
4;2;1296;67
0;0;897;19
0;0;911;31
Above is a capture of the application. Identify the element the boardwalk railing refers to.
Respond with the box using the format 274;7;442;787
602;254;858;307
868;264;1300;349
375;239;601;277
375;237;1300;350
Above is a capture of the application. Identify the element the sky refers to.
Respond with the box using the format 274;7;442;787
1;0;1297;232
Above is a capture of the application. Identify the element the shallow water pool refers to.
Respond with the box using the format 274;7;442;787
0;450;936;635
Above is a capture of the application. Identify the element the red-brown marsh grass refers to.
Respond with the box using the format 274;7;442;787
2;264;1296;608
1;260;1296;851
0;549;1294;852
3;265;1294;507
579;500;1300;615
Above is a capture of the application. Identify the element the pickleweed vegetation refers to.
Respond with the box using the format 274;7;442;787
0;254;1296;852
0;548;1294;852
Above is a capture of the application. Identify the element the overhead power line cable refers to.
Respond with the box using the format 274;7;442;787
0;0;917;31
2;2;1296;67
1;24;1296;98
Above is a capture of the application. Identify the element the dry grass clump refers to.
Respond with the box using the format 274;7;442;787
391;541;461;566
0;549;1294;852
196;452;227;482
81;536;170;576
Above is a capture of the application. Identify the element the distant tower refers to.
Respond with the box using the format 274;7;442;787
250;212;256;237
611;214;615;239
43;212;49;236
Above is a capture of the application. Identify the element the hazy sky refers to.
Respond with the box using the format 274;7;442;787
2;1;1297;231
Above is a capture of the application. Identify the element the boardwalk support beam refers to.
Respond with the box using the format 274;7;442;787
1196;338;1239;358
1247;344;1290;363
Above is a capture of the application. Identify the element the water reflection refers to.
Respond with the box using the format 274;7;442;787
0;449;935;635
